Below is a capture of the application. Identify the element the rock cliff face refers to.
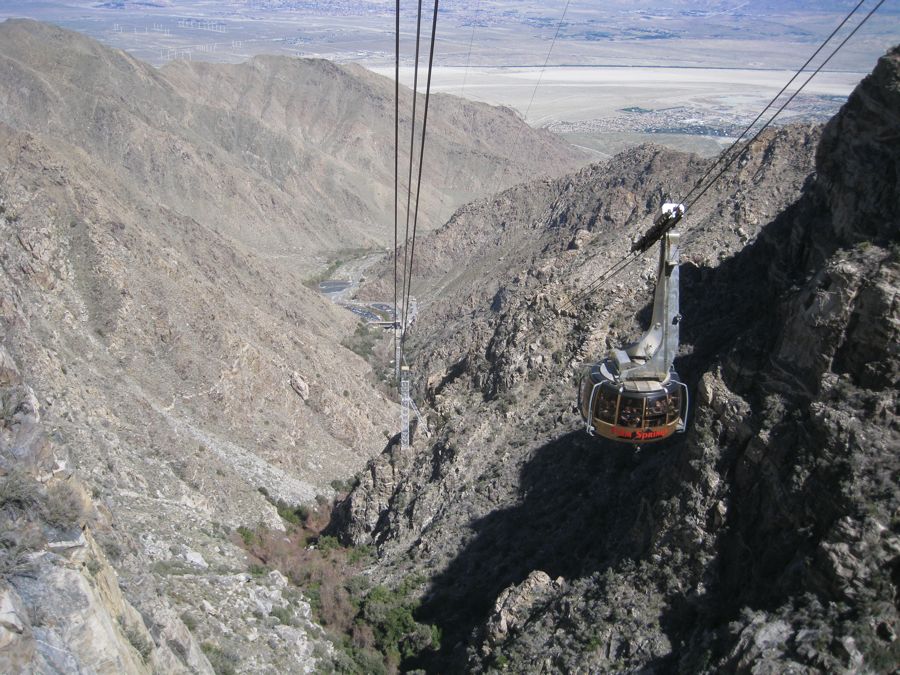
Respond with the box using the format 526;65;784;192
336;47;899;672
0;19;590;673
0;350;213;673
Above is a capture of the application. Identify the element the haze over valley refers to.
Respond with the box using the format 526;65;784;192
3;1;898;156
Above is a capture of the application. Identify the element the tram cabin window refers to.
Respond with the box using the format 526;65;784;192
618;397;644;427
645;394;667;426
579;379;592;420
597;390;617;423
666;390;681;423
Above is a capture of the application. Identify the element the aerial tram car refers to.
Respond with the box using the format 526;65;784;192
578;203;689;444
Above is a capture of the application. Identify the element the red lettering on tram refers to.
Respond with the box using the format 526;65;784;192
611;427;668;441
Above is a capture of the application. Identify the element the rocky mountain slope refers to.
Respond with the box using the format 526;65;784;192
0;83;377;674
0;19;587;271
0;19;586;673
336;47;900;672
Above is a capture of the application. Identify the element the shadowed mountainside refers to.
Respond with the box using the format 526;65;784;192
336;46;899;673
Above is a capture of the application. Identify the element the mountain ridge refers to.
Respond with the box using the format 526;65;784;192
0;16;895;674
0;16;582;671
335;46;900;673
0;18;589;270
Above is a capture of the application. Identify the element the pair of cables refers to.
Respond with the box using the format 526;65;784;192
566;0;886;311
389;0;885;366
394;0;571;354
393;0;440;368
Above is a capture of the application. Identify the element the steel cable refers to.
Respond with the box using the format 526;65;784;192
393;0;400;373
568;0;886;311
402;0;441;345
400;0;425;344
676;0;869;209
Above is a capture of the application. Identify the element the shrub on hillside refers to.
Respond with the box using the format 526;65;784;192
234;500;440;672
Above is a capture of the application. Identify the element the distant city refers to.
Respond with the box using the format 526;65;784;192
547;93;848;139
2;1;896;70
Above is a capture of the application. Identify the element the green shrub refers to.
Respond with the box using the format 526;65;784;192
97;534;123;561
0;470;41;510
430;624;443;652
341;323;380;361
85;556;102;575
269;605;294;626
201;642;239;675
358;579;440;663
347;545;373;565
42;481;86;529
349;644;388;675
236;526;254;546
0;525;43;578
347;574;370;598
249;563;268;577
181;612;198;632
317;535;340;554
276;500;309;525
150;560;195;576
330;478;357;494
256;487;310;526
119;618;153;661
305;582;322;616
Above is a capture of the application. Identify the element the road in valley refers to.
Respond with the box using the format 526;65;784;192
317;252;399;324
